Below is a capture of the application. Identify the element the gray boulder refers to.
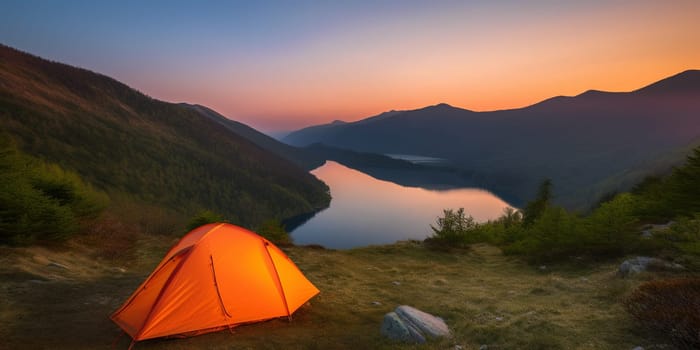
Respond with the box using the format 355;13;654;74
380;305;450;343
618;256;684;277
381;312;426;343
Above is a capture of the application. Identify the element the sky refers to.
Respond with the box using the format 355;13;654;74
1;0;699;133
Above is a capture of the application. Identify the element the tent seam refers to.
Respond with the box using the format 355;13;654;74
133;248;192;341
263;240;292;320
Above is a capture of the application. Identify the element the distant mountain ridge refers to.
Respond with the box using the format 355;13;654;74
0;44;330;227
284;70;700;208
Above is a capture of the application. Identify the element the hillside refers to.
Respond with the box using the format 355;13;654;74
284;71;700;208
185;103;325;170
0;44;330;228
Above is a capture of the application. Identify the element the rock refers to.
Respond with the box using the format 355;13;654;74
632;347;644;350
618;257;684;277
372;301;382;306
396;305;450;338
454;345;463;350
381;311;425;343
495;316;503;321
380;305;451;343
479;345;489;350
392;281;401;286
538;265;547;271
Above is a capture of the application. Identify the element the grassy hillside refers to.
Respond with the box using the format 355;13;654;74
0;44;329;230
0;239;668;349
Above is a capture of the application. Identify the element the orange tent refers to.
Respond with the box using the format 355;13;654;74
111;223;319;344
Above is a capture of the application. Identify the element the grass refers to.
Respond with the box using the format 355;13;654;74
0;237;685;349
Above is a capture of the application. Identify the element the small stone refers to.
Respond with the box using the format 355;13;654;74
495;316;503;321
538;265;547;271
454;345;463;350
392;281;401;286
479;345;488;350
372;301;382;306
632;347;644;350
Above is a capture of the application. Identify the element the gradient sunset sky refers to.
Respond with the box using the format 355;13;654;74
2;0;699;132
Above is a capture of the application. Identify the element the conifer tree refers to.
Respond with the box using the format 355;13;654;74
522;179;552;226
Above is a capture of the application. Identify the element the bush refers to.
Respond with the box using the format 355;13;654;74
652;215;700;260
0;137;108;244
479;207;523;246
256;219;293;246
666;147;700;215
503;206;583;262
582;193;641;257
623;278;700;348
185;210;225;232
425;208;479;248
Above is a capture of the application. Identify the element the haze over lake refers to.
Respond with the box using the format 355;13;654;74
291;161;513;248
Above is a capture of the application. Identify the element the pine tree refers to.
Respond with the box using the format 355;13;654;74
522;179;552;226
668;146;700;214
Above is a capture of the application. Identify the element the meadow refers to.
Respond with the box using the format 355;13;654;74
0;234;669;350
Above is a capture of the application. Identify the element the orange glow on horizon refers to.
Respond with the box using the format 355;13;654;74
113;1;700;133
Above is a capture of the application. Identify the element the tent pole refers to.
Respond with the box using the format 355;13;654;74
262;241;292;320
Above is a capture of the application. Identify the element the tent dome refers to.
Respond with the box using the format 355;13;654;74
111;223;319;342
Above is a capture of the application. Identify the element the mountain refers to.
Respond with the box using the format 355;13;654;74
0;44;330;228
184;104;479;197
184;103;325;170
284;70;700;208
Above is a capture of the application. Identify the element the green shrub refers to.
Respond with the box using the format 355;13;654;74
256;219;293;246
582;193;640;257
185;210;225;232
0;178;77;244
503;206;583;262
488;207;524;245
666;147;700;215
425;208;479;248
652;215;700;259
0;136;108;244
500;187;654;262
666;215;700;242
623;278;700;348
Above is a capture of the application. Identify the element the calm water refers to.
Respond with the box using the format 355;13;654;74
290;161;513;249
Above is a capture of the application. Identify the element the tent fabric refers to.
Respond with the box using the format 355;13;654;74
111;223;319;341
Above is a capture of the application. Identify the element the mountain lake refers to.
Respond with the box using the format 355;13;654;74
290;161;514;248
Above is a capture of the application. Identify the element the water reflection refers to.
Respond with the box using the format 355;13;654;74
290;161;513;249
